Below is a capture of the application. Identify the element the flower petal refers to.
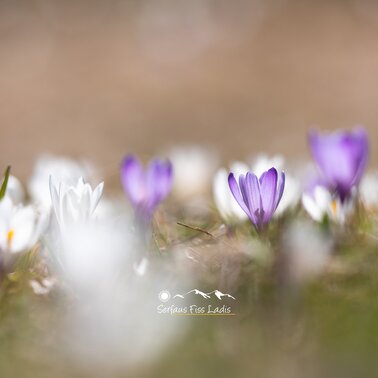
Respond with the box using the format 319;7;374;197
213;168;247;222
10;206;36;253
275;171;286;210
147;159;173;211
120;155;146;208
49;176;61;225
228;173;251;219
259;168;278;223
309;128;369;199
90;182;104;215
350;127;369;187
244;172;261;225
302;193;323;222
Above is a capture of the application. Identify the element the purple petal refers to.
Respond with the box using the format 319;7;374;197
309;128;369;199
350;127;369;186
146;159;173;211
259;168;278;223
275;171;285;209
228;173;251;219
244;172;261;225
120;155;146;208
238;174;248;209
309;130;347;185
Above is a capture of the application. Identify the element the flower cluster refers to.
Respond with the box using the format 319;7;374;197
0;127;375;376
0;127;373;287
214;128;369;229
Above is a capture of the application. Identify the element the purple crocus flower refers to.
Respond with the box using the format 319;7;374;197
228;167;285;230
309;128;368;201
121;155;173;221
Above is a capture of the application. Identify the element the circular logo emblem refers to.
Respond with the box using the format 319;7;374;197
158;290;171;302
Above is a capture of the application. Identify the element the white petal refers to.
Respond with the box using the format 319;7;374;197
275;174;301;216
252;154;285;177
90;182;104;215
313;186;332;212
49;176;62;225
28;154;90;208
0;196;13;222
302;193;323;222
360;173;378;208
0;218;8;250
10;206;36;253
1;175;25;204
229;161;249;176
213;168;247;222
170;145;218;199
30;210;50;245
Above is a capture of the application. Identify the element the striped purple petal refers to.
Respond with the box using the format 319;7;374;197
245;172;261;225
228;173;251;219
275;171;285;210
259;168;278;224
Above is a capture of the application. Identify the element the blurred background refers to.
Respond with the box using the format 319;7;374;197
1;0;378;180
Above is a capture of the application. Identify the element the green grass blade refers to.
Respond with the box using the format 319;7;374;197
0;166;11;201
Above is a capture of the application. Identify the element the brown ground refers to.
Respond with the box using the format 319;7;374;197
1;0;378;180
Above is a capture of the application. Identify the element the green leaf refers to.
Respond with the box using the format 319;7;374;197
0;165;11;201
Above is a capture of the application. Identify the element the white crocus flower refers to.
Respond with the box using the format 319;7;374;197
360;172;378;209
275;174;301;216
169;145;218;199
56;217;187;372
213;161;249;223
49;177;104;232
302;186;354;224
29;154;92;210
0;196;46;255
0;175;25;204
251;154;285;177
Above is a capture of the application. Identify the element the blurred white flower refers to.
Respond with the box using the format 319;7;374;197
0;175;25;204
282;220;332;284
59;220;130;290
49;176;104;232
95;197;132;221
302;186;354;224
28;154;91;210
169;145;218;199
251;154;285;177
360;172;378;209
213;161;249;223
54;218;187;373
275;174;301;216
0;196;47;256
